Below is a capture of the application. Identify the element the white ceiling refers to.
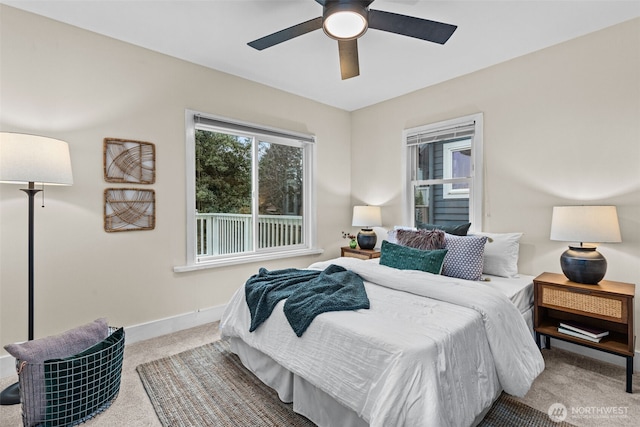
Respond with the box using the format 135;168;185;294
3;1;639;111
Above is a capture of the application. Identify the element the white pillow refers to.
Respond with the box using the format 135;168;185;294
474;232;523;278
372;227;388;249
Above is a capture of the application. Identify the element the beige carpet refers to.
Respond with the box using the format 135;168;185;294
1;322;638;426
517;347;639;426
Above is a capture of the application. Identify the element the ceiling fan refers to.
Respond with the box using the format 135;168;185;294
248;0;457;80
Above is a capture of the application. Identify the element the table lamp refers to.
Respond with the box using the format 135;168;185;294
550;205;621;285
352;205;382;250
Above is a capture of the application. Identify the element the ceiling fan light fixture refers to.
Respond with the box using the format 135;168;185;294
323;3;368;40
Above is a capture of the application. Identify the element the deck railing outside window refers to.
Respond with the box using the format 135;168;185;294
196;213;303;256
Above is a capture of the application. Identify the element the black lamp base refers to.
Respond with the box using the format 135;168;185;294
560;246;607;285
357;228;377;250
0;381;20;405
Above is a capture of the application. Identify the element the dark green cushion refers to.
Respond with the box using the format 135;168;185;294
380;241;447;274
417;222;471;236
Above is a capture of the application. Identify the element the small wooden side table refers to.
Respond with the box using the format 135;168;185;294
533;272;635;393
340;246;381;260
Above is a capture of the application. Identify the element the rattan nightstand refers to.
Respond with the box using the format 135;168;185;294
533;272;635;393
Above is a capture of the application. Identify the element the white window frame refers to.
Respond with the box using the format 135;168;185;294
401;113;483;230
174;110;321;272
442;139;472;199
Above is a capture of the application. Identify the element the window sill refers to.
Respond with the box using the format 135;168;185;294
173;247;325;273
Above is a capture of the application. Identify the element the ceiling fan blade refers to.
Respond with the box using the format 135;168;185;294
338;39;359;80
248;17;323;50
368;9;457;44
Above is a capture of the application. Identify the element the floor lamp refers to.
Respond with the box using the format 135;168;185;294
0;132;73;405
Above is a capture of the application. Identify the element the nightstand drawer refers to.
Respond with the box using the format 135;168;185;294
540;284;626;323
340;246;381;260
343;251;371;260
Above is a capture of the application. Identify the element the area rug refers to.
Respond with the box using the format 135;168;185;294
137;340;574;427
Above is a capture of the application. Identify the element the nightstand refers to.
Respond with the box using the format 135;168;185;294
340;246;381;260
533;272;635;393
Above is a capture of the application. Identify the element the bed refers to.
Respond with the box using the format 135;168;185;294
221;253;544;427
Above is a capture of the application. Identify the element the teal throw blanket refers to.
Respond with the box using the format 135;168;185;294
245;264;369;337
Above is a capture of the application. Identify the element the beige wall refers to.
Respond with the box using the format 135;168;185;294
0;6;351;350
351;18;640;342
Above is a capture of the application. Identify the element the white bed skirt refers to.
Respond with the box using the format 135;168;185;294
229;336;500;427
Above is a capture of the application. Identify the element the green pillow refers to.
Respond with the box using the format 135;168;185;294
417;222;471;236
380;241;447;274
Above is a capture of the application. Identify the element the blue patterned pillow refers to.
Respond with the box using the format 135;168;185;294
380;241;447;274
442;234;488;281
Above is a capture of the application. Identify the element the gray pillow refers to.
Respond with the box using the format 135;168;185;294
4;318;109;427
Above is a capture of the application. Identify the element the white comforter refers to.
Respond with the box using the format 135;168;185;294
221;257;545;427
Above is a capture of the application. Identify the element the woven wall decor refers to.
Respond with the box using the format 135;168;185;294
104;138;156;184
104;188;155;232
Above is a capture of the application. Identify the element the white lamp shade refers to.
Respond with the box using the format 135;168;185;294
352;205;382;228
0;132;73;185
550;206;621;244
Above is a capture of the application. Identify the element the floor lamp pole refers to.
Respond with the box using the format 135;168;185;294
23;183;41;341
0;182;41;405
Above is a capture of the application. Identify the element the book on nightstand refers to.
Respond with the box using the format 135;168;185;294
557;327;603;343
558;321;609;339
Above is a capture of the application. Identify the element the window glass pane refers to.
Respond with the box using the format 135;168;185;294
195;129;252;256
414;185;430;225
413;184;470;227
415;140;447;181
444;139;471;197
257;141;304;249
452;149;471;185
417;138;472;182
416;142;439;180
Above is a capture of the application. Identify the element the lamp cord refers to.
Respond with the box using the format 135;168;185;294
41;183;45;208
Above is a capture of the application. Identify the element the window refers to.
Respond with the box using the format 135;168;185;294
176;111;319;271
442;139;471;199
403;113;483;229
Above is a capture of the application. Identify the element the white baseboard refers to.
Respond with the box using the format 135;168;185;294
123;304;226;345
1;305;226;379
